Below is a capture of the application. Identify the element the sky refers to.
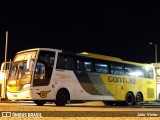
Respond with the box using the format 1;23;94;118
0;1;160;64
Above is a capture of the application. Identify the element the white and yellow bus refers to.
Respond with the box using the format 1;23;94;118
6;48;156;106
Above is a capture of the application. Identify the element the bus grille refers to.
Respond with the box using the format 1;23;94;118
147;88;154;98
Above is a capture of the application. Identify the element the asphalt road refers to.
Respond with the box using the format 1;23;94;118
0;101;160;120
0;101;160;116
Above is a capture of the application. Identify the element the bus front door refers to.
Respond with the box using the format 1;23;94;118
32;61;54;101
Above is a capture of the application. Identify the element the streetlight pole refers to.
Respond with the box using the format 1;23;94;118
155;44;158;64
150;42;158;65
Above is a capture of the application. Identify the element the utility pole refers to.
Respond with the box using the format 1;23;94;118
4;31;8;71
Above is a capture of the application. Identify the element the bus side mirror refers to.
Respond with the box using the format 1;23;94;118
27;58;34;71
1;61;11;71
1;62;4;71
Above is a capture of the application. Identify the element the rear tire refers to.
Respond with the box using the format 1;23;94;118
125;92;134;106
134;92;143;105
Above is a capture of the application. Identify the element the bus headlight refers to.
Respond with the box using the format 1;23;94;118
8;80;16;86
8;80;21;86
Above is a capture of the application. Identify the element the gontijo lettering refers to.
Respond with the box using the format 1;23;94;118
108;76;135;84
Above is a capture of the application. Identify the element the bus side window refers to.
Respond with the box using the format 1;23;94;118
65;57;76;70
35;62;46;80
135;66;145;78
111;64;124;75
77;60;85;71
95;63;108;73
144;67;154;78
84;62;92;72
56;56;65;69
44;54;51;67
125;65;134;76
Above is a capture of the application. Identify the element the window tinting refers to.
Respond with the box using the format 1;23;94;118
56;56;65;69
111;64;124;75
77;59;93;72
38;51;55;67
134;66;145;77
56;55;76;70
33;50;55;86
77;60;85;71
84;62;92;72
65;57;76;70
95;63;108;73
125;65;134;76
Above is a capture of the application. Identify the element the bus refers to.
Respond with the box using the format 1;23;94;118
6;48;156;106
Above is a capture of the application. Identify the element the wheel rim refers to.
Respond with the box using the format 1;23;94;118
136;93;142;104
59;93;66;102
127;95;133;103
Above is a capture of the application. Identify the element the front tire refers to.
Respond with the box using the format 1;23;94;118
34;100;46;106
103;101;114;106
55;90;69;106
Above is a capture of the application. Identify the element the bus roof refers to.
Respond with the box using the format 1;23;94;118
80;52;122;61
15;48;153;67
16;48;62;54
80;52;153;67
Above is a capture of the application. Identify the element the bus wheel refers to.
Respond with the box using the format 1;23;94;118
125;92;134;106
55;89;69;106
34;100;46;106
135;92;143;105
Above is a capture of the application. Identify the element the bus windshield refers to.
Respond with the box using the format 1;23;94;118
13;51;37;62
8;50;37;86
8;61;33;86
